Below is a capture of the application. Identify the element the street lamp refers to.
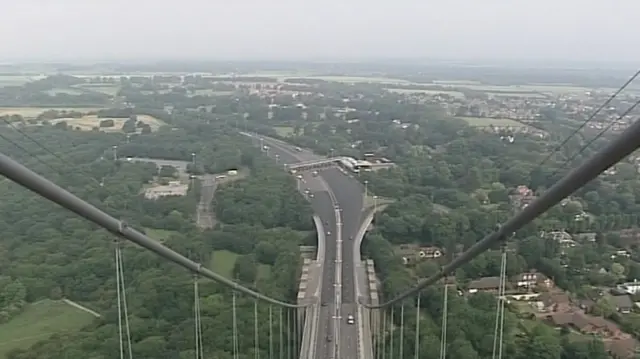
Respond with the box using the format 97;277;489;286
373;195;378;213
191;152;196;166
364;180;368;199
275;154;280;164
112;145;118;161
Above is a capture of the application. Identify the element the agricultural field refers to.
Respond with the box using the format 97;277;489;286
0;75;44;87
44;88;84;96
190;89;235;97
74;84;121;96
435;81;616;95
386;88;465;98
0;107;104;118
458;116;527;127
49;114;166;132
0;299;96;358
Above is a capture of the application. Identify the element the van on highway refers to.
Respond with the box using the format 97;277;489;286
295;147;302;152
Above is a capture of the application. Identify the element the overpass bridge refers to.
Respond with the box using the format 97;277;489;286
285;158;342;172
1;117;636;359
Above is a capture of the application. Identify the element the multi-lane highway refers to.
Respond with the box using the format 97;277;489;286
321;168;365;359
246;133;368;359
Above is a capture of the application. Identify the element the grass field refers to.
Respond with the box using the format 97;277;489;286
273;126;296;137
0;75;45;87
144;228;177;242
0;107;104;118
44;88;84;96
49;114;166;132
458;116;527;127
74;84;121;96
0;299;96;358
210;250;270;280
386;88;465;98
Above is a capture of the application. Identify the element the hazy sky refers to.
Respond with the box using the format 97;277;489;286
1;0;638;63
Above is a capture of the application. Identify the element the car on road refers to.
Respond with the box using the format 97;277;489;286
312;170;319;177
326;231;331;236
349;236;353;240
326;335;333;342
347;314;355;324
321;301;327;307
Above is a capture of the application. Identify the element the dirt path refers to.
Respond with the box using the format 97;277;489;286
62;299;101;318
196;172;248;230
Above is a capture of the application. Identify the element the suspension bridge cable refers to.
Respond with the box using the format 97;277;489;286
362;116;640;309
232;291;239;359
399;302;405;359
0;132;62;175
0;151;307;308
414;292;421;359
117;245;134;359
389;307;394;359
549;98;640;179
491;246;507;359
115;241;125;359
279;308;284;359
255;300;260;359
440;284;449;359
537;69;640;168
269;306;274;359
194;275;203;359
382;309;387;359
0;118;104;187
286;310;291;359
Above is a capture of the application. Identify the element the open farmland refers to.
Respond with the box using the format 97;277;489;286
458;116;528;127
386;88;465;98
0;299;96;359
49;115;166;132
0;107;104;118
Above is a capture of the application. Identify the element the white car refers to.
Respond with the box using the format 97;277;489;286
326;231;331;236
347;314;355;324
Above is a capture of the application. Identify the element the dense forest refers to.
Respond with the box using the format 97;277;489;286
0;117;309;359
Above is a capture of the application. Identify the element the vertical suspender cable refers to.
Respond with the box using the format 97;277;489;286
117;246;133;359
399;302;405;359
389;307;394;359
440;284;449;359
381;309;387;359
233;291;239;359
194;276;200;359
114;241;124;359
492;247;507;359
255;300;260;359
279;308;284;359
269;306;274;359
286;309;291;359
414;292;421;359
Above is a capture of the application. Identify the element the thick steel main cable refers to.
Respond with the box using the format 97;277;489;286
0;151;306;309
363;116;640;309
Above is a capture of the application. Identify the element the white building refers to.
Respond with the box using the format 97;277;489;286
144;181;188;199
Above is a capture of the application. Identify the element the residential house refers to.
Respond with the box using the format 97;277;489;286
468;277;502;294
510;185;537;209
546;312;620;338
512;271;554;291
397;244;444;265
606;339;638;358
612;295;634;314
546;230;578;248
418;246;443;259
536;292;571;313
618;280;640;295
573;232;597;243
